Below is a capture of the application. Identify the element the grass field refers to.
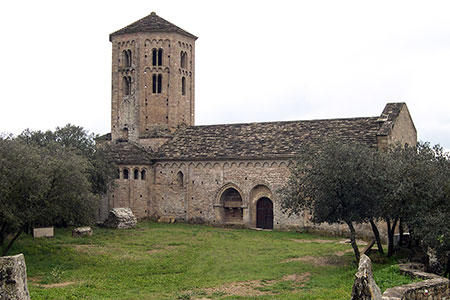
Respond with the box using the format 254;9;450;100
8;222;415;300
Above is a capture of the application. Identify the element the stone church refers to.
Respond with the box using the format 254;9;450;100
98;12;417;231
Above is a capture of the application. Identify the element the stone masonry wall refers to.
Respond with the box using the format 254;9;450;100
110;165;150;219
151;159;305;229
387;105;417;147
110;32;195;143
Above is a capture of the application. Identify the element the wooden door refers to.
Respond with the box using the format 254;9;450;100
256;197;273;229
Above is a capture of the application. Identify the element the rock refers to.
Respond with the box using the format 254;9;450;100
32;227;54;238
0;254;30;300
158;216;176;223
103;208;137;229
72;226;93;237
351;254;382;300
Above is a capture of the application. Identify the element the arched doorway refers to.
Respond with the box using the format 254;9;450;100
256;197;273;229
220;188;243;223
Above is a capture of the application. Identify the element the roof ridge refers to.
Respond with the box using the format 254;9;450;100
188;116;380;129
110;12;197;40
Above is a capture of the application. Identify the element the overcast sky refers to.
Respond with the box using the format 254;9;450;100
1;0;449;150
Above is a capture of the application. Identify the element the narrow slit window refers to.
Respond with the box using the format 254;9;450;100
157;74;162;93
152;74;157;93
152;49;157;66
181;51;187;69
181;76;186;95
127;50;132;67
158;49;163;66
123;76;131;95
177;171;184;187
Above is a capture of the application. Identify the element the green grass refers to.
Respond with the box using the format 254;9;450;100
6;222;415;299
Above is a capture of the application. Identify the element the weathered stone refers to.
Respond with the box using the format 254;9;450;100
72;227;93;237
158;216;176;223
33;227;54;238
103;208;137;229
383;262;450;299
351;254;382;300
0;254;30;300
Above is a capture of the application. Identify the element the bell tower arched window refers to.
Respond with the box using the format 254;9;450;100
122;50;132;68
180;51;187;69
152;74;162;94
123;76;131;95
152;48;163;66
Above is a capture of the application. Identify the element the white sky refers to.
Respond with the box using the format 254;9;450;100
1;0;449;150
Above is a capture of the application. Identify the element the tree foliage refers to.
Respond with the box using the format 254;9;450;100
280;141;385;261
280;140;450;271
0;125;115;256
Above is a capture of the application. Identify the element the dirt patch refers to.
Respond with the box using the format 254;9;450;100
339;239;368;246
282;272;311;282
334;249;353;256
193;273;310;299
281;256;347;266
31;281;76;288
289;238;336;243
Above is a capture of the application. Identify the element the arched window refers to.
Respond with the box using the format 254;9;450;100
141;169;146;180
180;51;187;69
134;168;139;180
127;50;132;67
123;169;129;180
152;74;162;94
177;171;184;187
122;50;132;67
152;49;157;66
158;49;163;66
181;77;186;95
123;76;131;95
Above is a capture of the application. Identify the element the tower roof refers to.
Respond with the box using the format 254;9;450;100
110;12;197;41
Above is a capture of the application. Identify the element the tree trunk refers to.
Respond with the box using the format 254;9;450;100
369;219;384;254
345;220;360;262
386;217;398;257
399;219;404;246
1;229;23;256
0;223;7;247
444;257;450;279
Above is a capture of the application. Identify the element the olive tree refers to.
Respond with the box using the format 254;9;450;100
280;141;385;262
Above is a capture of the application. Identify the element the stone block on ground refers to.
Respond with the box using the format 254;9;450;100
158;216;176;223
72;226;93;237
103;208;137;229
351;254;382;300
32;227;54;238
0;254;30;300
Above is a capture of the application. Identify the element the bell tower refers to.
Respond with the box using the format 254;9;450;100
109;12;197;147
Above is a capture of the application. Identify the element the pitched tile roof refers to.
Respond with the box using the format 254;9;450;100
103;141;152;165
110;12;197;41
153;117;382;160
